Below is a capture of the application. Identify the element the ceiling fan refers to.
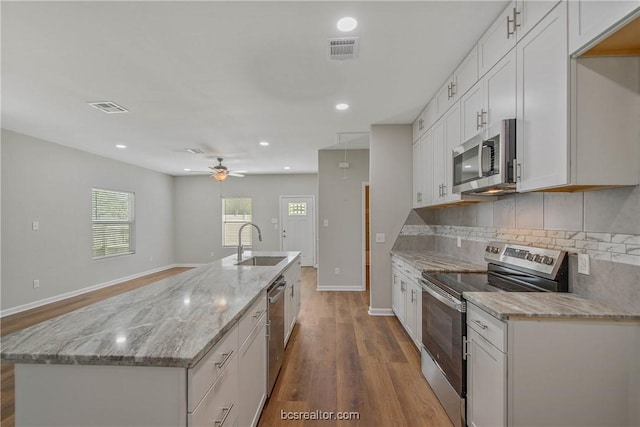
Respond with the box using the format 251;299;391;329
188;157;245;181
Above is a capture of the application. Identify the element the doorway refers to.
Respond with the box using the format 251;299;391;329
280;196;316;266
363;184;370;290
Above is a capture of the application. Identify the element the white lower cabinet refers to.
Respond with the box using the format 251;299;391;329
284;258;301;346
188;324;239;427
391;256;422;350
466;324;507;427
238;311;267;427
466;302;640;427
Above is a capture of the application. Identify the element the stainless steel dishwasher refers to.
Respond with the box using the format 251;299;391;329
267;275;286;396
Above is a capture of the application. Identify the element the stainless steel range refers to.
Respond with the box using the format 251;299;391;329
420;242;568;427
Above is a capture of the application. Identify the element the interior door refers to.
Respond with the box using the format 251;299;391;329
280;196;315;266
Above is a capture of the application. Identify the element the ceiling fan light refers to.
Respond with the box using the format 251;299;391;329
213;171;228;181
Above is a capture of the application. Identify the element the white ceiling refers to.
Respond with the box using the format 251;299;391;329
1;1;508;176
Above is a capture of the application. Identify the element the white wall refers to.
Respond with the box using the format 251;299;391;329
173;174;317;263
369;125;412;314
1;129;175;312
317;149;369;291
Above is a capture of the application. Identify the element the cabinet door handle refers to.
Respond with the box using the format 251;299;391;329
480;109;487;127
507;13;515;38
472;319;488;330
513;160;521;181
476;111;482;130
252;310;263;319
215;350;234;369
513;7;521;31
419;118;424;130
447;84;452;99
411;289;416;303
450;82;456;97
442;184;447;197
213;403;234;427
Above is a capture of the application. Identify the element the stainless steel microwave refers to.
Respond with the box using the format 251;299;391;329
452;119;516;195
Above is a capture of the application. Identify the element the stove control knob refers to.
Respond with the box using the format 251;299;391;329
533;254;543;263
485;246;492;252
542;256;554;265
526;253;535;261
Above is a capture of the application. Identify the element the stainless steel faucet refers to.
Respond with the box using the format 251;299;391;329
237;222;262;261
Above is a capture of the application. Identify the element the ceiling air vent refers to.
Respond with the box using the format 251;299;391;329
328;37;360;60
185;148;205;154
88;101;128;114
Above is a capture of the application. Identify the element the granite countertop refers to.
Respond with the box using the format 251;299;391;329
391;250;486;273
0;251;300;368
465;292;640;321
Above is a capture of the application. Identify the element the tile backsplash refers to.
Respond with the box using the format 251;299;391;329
395;186;640;312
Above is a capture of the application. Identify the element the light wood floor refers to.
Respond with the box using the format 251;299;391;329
258;268;452;427
0;267;452;427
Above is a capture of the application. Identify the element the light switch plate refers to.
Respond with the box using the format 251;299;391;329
32;221;39;231
578;253;590;275
375;233;385;243
323;219;329;227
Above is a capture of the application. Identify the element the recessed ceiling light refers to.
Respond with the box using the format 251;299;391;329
259;141;270;146
337;17;358;32
336;103;349;111
115;144;127;149
184;168;191;172
284;166;291;170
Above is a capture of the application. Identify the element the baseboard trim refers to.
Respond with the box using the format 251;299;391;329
368;307;394;316
0;264;190;318
174;263;207;268
316;284;365;292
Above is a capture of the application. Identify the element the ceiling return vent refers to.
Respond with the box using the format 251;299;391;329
88;101;128;113
328;37;360;60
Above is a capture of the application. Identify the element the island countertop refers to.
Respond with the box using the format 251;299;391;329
0;251;300;368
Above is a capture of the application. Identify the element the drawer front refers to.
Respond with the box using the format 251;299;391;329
391;256;405;272
467;304;506;352
239;293;267;346
189;353;238;427
188;324;238;412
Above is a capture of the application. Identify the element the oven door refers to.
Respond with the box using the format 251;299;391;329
420;278;465;396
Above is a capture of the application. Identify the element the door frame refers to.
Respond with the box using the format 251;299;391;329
362;182;369;290
279;195;317;267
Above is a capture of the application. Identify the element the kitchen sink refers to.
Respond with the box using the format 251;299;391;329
236;256;286;266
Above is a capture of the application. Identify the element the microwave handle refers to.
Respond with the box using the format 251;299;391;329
477;140;484;178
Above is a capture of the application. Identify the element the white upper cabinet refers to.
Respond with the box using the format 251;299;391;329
478;1;560;78
431;120;446;204
443;102;462;204
412;99;438;143
483;49;517;139
437;47;479;118
515;0;562;40
420;129;435;207
478;2;517;77
516;1;569;192
412;140;423;208
569;0;640;55
460;80;485;143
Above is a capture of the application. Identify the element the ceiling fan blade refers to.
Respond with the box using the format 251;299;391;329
228;173;245;177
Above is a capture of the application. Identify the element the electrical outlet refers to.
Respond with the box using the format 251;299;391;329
32;221;39;231
334;267;340;275
323;219;329;227
457;236;462;248
578;253;590;275
375;233;385;243
33;279;40;288
210;252;215;257
150;255;154;262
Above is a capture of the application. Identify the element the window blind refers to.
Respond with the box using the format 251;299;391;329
92;188;135;259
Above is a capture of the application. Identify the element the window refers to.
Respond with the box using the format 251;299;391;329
92;188;135;259
288;202;307;216
223;198;252;247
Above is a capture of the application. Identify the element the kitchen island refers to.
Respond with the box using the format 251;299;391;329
1;251;301;427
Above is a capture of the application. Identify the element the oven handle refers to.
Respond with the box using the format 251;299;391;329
419;278;464;312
